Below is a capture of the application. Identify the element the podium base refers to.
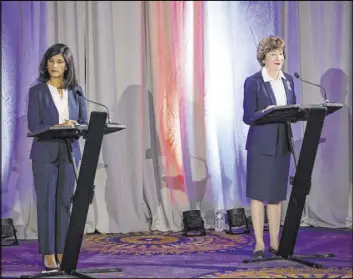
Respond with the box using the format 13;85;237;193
243;253;335;269
21;267;122;278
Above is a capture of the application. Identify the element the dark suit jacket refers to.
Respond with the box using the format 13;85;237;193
243;70;296;156
27;82;88;162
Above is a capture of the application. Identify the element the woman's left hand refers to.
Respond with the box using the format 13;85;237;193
262;105;276;112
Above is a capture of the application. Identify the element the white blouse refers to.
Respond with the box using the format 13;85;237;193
261;67;287;106
47;83;69;124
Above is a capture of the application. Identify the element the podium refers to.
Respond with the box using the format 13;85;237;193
22;112;126;278
242;102;343;268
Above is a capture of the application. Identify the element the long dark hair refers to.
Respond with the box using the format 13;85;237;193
38;43;78;89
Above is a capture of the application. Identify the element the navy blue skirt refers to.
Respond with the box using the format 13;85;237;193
246;124;291;203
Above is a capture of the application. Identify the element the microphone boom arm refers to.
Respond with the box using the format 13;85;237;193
74;86;112;123
294;72;329;103
83;98;112;123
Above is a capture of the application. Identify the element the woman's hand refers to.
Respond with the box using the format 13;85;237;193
54;120;77;127
262;105;276;112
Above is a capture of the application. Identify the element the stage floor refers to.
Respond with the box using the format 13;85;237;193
1;227;352;278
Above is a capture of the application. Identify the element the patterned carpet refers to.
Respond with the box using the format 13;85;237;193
1;227;352;278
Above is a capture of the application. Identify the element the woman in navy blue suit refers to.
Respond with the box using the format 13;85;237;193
27;43;88;270
243;36;296;259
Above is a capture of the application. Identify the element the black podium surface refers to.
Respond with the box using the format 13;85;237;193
250;102;343;125
243;102;343;268
23;112;126;278
27;122;126;139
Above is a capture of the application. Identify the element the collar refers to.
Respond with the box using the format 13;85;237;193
47;82;68;92
261;67;286;82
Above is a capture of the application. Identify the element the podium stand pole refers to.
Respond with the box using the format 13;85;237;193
243;107;334;268
21;112;122;278
285;121;298;168
64;139;79;184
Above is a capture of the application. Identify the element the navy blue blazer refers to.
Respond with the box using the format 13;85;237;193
243;71;296;156
27;82;88;162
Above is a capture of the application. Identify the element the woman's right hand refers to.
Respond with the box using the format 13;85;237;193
54;120;76;128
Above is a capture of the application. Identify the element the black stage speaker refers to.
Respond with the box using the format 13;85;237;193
226;208;250;235
182;210;206;237
1;218;19;246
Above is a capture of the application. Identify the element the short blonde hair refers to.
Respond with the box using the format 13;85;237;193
257;36;286;67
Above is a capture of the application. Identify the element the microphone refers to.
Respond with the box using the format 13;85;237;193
294;72;329;103
74;85;113;123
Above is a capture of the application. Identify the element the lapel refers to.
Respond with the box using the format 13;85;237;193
67;89;75;119
263;81;277;105
43;83;59;121
282;77;292;104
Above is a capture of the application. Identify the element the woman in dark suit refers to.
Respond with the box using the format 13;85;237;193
27;43;88;270
242;36;296;259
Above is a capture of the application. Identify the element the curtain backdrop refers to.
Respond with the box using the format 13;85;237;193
1;1;47;239
2;1;351;239
297;1;352;228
